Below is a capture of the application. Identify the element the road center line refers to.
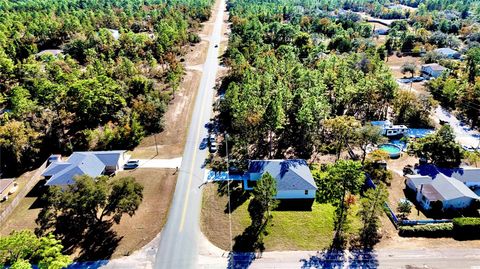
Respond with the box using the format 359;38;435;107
178;63;211;233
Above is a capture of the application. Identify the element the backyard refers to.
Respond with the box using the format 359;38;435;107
0;168;177;259
201;183;362;251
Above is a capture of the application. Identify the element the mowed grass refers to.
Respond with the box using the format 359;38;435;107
201;183;362;251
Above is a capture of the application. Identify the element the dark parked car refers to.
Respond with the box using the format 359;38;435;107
47;154;61;166
124;160;140;169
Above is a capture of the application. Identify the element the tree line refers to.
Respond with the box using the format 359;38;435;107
0;0;213;175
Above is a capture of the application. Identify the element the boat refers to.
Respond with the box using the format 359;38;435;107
371;120;408;137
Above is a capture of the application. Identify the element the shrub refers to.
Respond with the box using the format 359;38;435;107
399;223;453;237
453;217;480;239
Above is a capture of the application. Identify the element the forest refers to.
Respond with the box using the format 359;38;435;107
220;0;398;162
217;0;480;164
0;0;213;175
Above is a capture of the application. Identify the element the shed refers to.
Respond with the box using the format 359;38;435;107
434;48;461;59
421;63;447;78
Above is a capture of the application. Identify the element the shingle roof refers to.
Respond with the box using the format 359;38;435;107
75;151;124;167
42;151;124;186
248;159;317;191
434;47;459;55
44;153;106;186
422;63;447;71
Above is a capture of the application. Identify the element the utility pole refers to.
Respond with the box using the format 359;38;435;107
225;131;233;255
154;134;159;156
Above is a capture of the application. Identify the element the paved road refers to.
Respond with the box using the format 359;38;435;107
433;106;480;148
153;0;225;268
223;248;480;269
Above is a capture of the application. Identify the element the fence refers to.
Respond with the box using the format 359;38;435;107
0;161;47;225
365;173;399;228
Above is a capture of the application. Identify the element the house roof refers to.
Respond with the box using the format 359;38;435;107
420;173;478;201
434;48;459;55
248;159;318;191
75;151;125;167
420;184;444;201
42;151;125;186
422;63;447;71
406;175;432;189
0;179;14;194
416;164;480;183
43;153;106;186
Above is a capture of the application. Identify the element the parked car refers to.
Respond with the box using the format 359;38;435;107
47;154;61;166
209;133;216;144
209;142;218;153
214;44;218;48
412;76;425;82
124;160;140;169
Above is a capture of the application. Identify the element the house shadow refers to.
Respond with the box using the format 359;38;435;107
275;199;314;211
28;179;48;209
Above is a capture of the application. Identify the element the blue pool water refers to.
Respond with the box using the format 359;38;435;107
389;128;434;150
379;144;401;154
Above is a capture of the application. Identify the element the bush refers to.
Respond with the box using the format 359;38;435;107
453;217;480;239
399;223;453;237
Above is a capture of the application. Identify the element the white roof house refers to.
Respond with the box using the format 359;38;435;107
409;173;479;211
42;151;128;186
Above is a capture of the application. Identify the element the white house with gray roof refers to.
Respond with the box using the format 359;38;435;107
246;159;317;199
42;151;128;187
406;173;478;211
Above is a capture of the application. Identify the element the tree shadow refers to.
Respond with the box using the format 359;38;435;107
77;221;123;261
232;226;265;253
299;249;346;269
299;248;379;269
227;252;256;269
47;216;122;261
216;181;251;213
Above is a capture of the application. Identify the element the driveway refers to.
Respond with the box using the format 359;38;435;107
136;158;182;169
433;106;480;148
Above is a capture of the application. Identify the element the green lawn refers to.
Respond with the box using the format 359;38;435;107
201;183;362;251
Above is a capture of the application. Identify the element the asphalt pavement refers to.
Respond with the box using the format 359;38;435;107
153;0;225;268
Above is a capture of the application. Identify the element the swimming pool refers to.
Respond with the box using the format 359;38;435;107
378;144;402;158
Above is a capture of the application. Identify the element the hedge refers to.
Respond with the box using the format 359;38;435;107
399;223;453;237
453;217;480;239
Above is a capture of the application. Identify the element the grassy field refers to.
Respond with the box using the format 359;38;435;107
201;183;361;251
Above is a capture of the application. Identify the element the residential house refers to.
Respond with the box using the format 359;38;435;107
434;48;461;59
245;159;317;200
406;173;479;211
416;164;480;188
42;151;129;187
0;179;17;201
421;63;447;78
